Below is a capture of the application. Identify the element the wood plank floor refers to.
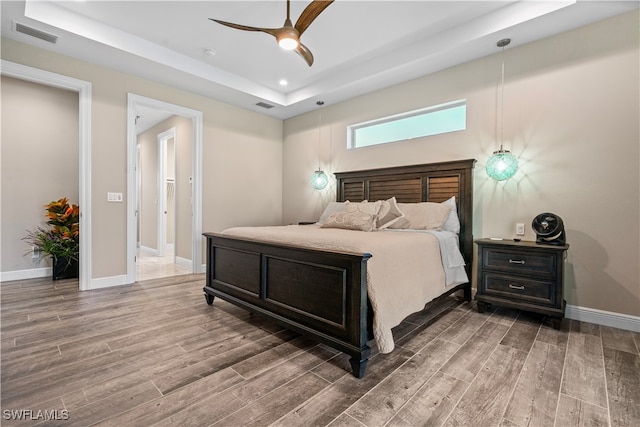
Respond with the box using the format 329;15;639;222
1;275;638;426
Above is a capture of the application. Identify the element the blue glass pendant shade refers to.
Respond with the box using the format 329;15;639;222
486;148;518;181
310;170;329;190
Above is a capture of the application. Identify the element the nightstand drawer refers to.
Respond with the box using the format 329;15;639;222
482;272;555;306
483;248;555;276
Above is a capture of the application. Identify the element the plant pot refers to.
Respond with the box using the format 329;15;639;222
52;256;79;280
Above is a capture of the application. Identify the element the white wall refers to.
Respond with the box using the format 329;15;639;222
282;11;640;317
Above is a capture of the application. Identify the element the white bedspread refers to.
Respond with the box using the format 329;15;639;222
222;224;465;353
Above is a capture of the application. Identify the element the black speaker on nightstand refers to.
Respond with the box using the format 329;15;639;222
532;212;566;245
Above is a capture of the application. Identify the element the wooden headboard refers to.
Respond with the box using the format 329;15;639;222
335;159;476;277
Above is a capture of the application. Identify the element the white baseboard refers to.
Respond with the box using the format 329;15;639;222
0;267;51;282
565;304;640;333
0;268;131;290
138;245;158;256
88;275;131;290
175;256;191;269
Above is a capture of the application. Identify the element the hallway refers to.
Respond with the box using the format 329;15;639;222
136;249;190;281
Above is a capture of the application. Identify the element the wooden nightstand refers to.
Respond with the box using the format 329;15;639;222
475;238;569;329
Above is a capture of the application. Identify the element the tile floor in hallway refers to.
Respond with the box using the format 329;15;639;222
136;248;191;281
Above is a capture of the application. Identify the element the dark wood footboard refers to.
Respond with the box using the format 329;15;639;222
203;232;373;378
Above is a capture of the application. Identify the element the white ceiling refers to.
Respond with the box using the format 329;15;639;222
2;1;638;121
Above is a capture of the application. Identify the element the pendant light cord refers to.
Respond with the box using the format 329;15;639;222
497;38;510;152
500;47;505;151
317;100;324;170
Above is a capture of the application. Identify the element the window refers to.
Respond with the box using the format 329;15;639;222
347;99;466;149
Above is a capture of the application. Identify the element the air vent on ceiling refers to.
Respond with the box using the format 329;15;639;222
13;22;58;44
255;102;275;110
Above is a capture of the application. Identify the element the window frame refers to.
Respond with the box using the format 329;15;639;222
347;99;467;149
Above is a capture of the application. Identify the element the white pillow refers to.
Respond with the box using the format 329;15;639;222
441;196;461;234
389;202;452;230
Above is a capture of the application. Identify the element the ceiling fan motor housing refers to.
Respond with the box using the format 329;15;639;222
532;212;566;245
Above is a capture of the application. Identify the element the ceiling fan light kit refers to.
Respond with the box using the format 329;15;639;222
210;0;334;66
277;24;299;50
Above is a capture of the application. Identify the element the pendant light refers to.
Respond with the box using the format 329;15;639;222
310;101;328;190
486;38;518;181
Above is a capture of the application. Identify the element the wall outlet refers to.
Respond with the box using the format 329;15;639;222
516;223;525;236
32;246;40;259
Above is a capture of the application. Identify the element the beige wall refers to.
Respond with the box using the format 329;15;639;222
283;11;640;317
1;38;283;279
1;11;637;319
1;76;79;271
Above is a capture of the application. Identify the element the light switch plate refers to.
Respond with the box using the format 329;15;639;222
516;223;525;236
107;192;123;202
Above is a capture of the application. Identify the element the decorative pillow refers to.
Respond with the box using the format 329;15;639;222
376;197;406;230
389;202;452;230
349;200;381;216
441;196;461;234
321;201;378;232
319;202;347;223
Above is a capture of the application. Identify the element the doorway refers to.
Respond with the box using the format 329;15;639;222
1;60;92;290
127;94;203;284
136;124;188;281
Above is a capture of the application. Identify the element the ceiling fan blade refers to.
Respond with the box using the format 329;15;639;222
209;19;278;37
295;0;334;36
295;42;314;67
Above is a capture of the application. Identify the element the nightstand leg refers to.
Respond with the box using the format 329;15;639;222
463;285;472;301
204;292;214;305
550;317;563;330
477;301;490;313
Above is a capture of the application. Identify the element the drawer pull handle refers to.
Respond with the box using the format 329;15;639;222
508;259;525;264
509;284;525;290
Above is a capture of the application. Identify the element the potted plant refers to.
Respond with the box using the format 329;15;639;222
24;197;79;280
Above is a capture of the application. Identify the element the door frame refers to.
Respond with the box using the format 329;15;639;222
126;94;203;283
1;60;92;290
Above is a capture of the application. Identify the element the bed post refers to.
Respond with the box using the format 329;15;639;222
458;159;475;301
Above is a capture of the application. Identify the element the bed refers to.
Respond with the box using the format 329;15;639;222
203;159;476;378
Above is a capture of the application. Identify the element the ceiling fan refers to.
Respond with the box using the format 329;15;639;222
209;0;334;66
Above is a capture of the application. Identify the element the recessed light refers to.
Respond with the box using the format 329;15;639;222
279;79;288;86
